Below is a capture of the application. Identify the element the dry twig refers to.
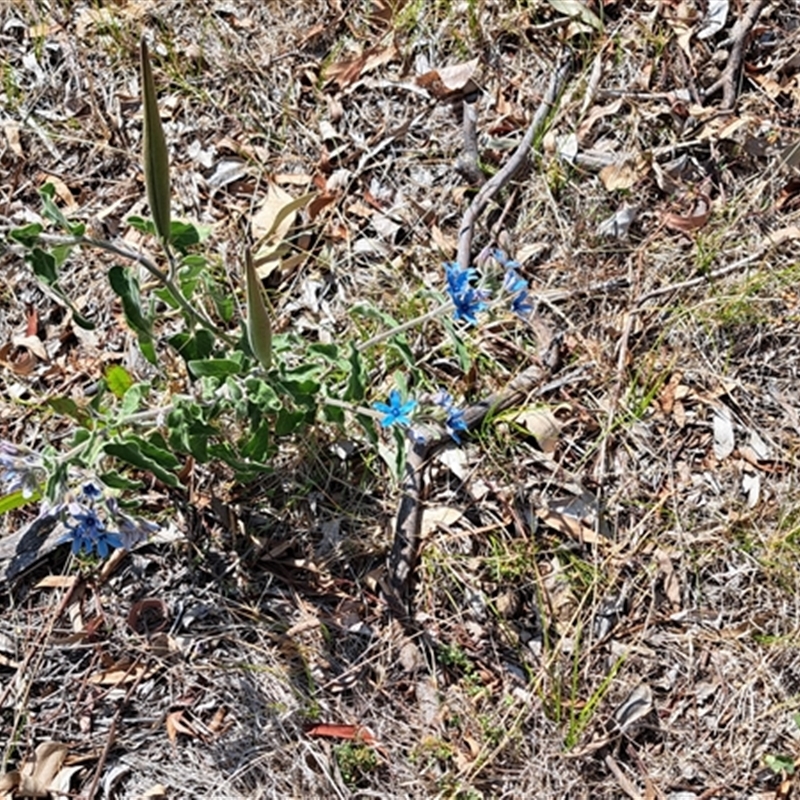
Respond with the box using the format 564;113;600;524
702;0;770;109
455;53;573;272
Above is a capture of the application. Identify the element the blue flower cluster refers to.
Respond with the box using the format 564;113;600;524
444;262;489;325
444;253;533;324
64;485;125;558
372;388;468;444
369;250;536;448
61;483;158;558
1;439;158;560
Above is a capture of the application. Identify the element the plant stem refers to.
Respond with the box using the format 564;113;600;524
35;233;236;345
322;396;385;421
357;300;454;352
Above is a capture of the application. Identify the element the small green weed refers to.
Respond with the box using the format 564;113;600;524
763;713;800;776
334;742;380;787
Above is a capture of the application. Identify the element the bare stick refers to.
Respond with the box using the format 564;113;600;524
702;0;769;109
633;250;764;308
456;99;485;185
455;53;572;272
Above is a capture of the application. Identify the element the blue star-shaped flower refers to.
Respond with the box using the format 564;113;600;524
504;269;533;318
452;287;489;325
443;263;488;327
432;390;454;409
445;407;468;444
373;389;417;428
444;262;476;299
493;249;521;270
82;482;103;501
63;504;124;558
503;269;527;294
510;290;533;317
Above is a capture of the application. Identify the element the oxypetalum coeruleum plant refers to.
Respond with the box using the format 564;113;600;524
2;37;535;560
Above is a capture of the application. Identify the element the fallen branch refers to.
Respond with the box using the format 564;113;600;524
633;250;765;308
385;53;574;618
455;52;573;272
456;98;486;185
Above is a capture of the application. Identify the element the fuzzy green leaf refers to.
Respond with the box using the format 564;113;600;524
104;439;180;487
28;248;95;330
106;364;134;399
10;223;43;248
108;265;157;364
187;358;243;378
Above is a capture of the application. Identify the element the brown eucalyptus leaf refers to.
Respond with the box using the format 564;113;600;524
18;741;68;798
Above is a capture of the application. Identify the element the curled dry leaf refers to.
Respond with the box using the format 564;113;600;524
696;0;729;39
596;205;638;239
87;661;153;686
251;183;315;275
166;709;202;744
599;157;648;191
421;505;463;537
712;403;735;461
514;406;561;454
663;193;711;233
536;506;606;546
577;98;623;142
612;683;653;732
18;741;69;798
774;177;800;215
324;42;399;89
140;785;168;800
39;174;76;209
766;225;800;245
11;335;47;362
3;122;23;157
127;597;169;634
546;0;604;31
417;57;480;98
305;723;379;746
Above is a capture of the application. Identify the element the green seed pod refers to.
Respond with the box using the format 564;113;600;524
244;248;272;370
140;38;171;243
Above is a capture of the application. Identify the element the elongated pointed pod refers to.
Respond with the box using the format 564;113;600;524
244;248;272;370
140;37;171;243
